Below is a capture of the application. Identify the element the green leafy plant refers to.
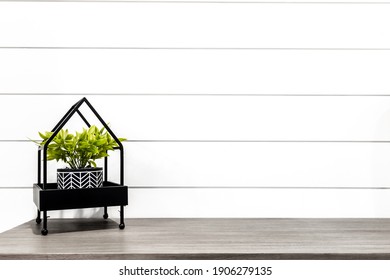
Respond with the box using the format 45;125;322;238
34;125;126;169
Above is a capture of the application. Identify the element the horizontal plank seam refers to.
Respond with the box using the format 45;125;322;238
2;93;390;96
130;186;390;189
5;140;390;143
1;1;390;4
2;47;390;50
2;186;390;189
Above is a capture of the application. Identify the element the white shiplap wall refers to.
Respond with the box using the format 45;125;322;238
1;1;390;233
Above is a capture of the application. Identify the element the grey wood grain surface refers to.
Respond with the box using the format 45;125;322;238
0;218;389;259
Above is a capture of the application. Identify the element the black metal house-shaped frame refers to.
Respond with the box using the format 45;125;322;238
33;97;128;235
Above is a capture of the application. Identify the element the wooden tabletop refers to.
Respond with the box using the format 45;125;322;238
0;218;389;260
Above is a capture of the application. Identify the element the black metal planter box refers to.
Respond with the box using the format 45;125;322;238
33;97;128;235
33;182;128;211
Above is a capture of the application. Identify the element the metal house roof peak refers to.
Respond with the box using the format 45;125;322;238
45;97;123;151
39;97;125;188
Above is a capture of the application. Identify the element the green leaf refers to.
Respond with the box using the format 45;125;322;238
95;138;107;146
38;131;48;140
32;126;125;169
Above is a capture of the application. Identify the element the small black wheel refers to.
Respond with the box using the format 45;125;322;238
41;229;48;236
119;223;125;230
103;213;108;219
36;218;42;224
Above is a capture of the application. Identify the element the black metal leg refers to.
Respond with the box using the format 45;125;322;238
119;205;125;229
35;209;42;224
103;206;108;219
41;211;48;236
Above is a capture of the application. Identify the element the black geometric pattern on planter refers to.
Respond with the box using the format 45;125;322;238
57;168;103;189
